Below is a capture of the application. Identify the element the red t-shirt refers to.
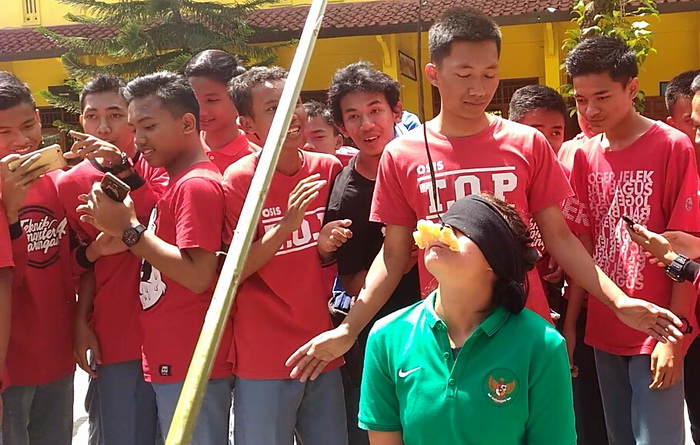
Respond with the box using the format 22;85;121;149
562;122;700;355
0;205;13;389
6;171;75;386
139;161;230;383
0;206;13;269
370;117;573;322
56;154;168;364
558;134;589;178
201;130;259;174
222;150;343;379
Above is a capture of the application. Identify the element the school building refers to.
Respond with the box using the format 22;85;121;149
1;0;700;143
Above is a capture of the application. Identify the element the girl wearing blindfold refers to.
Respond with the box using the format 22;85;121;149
358;194;576;445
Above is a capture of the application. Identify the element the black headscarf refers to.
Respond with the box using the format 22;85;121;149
441;195;538;313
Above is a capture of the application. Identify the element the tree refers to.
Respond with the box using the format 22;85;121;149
561;0;660;111
36;0;283;125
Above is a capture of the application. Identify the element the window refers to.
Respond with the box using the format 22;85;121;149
22;0;40;25
38;107;80;151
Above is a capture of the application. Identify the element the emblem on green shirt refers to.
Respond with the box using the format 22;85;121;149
484;368;519;406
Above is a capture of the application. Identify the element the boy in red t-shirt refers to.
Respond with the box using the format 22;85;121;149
287;6;686;382
0;206;14;425
0;72;75;445
55;75;166;445
559;112;597;173
508;85;568;308
78;72;232;443
510;84;609;444
224;67;348;445
562;36;700;443
509;84;567;154
185;49;258;173
302;101;358;166
664;69;700;443
665;70;700;168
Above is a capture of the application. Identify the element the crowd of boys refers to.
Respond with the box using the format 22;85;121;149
0;5;699;445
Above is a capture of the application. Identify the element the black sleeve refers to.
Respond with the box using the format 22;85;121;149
9;222;22;240
335;224;372;277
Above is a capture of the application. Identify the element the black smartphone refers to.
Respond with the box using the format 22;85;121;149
100;172;131;202
622;215;636;227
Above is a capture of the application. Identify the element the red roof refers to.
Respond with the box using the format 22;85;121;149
1;0;698;61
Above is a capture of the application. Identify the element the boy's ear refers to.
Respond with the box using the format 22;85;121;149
182;112;197;134
425;63;438;87
627;77;640;101
393;101;404;123
334;133;344;150
34;109;42;129
336;124;349;139
239;115;255;134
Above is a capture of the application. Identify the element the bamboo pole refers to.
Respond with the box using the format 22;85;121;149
165;0;329;442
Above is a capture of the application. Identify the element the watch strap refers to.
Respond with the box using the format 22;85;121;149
109;151;132;175
665;254;689;282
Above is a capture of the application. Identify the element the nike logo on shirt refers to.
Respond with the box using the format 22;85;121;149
398;366;421;378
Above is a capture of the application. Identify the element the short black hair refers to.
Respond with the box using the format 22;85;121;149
565;36;638;86
508;85;567;123
327;61;400;125
184;50;246;85
124;72;200;130
428;7;502;64
228;66;288;117
692;74;700;96
80;75;126;111
665;70;700;113
304;101;339;135
0;71;35;111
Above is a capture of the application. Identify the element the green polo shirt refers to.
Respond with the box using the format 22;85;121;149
359;292;576;445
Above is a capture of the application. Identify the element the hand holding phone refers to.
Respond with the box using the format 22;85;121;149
7;144;66;174
622;215;637;227
100;172;131;202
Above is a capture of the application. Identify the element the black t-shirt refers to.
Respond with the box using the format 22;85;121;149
325;156;420;319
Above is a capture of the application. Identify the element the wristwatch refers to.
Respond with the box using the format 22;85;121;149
679;316;694;335
109;151;132;175
664;254;690;283
122;224;147;247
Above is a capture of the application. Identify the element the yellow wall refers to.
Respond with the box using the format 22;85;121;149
0;58;69;106
640;12;700;95
275;35;384;92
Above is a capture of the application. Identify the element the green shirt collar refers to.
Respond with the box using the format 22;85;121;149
424;290;510;337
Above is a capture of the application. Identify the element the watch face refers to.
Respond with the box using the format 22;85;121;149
122;225;145;247
123;229;138;246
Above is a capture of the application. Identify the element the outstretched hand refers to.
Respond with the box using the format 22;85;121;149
613;296;683;344
286;325;356;381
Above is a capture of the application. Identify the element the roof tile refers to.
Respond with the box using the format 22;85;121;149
0;0;696;59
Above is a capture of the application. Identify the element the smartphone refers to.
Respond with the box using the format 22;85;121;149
622;215;637;227
7;144;66;173
100;172;131;202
